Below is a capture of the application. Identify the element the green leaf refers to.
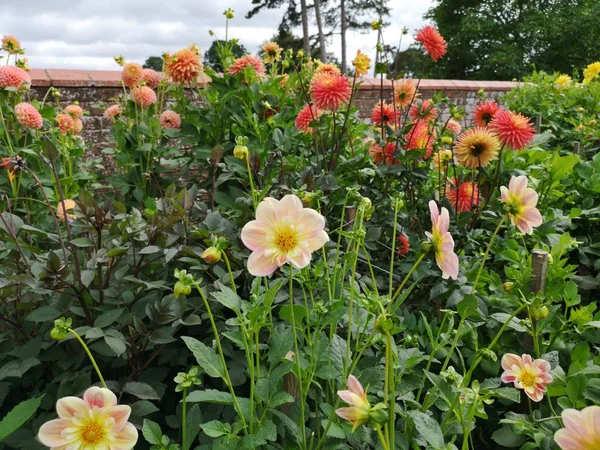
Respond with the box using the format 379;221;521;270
489;313;526;332
491;425;526;447
182;336;224;379
142;419;163;445
138;245;162;255
104;336;126;357
409;411;444;448
200;420;231;438
0;358;40;382
185;404;201;450
279;304;307;327
457;295;478;319
70;238;94;248
25;305;61;322
130;400;159;417
0;213;23;235
211;284;240;312
267;325;293;366
123;382;160;400
0;395;44;442
94;309;124;328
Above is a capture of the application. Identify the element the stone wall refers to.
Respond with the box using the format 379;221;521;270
27;69;517;158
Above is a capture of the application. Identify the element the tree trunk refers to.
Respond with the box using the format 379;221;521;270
341;0;347;73
300;0;310;54
313;0;327;62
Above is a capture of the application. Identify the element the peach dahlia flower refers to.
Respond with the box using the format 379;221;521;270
426;200;458;280
501;353;552;402
38;386;138;450
0;65;31;89
121;62;143;88
160;110;181;129
336;375;370;432
554;406;600;450
166;47;203;84
500;175;543;235
240;194;329;276
131;86;157;108
14;102;43;130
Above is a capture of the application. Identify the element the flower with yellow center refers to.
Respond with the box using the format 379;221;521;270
583;61;600;84
433;149;453;170
241;195;329;276
352;50;371;76
393;78;419;109
262;41;282;64
555;74;572;89
38;386;138;449
426;201;458;280
500;353;552;402
336;375;371;432
555;406;600;450
500;175;543;235
454;127;500;168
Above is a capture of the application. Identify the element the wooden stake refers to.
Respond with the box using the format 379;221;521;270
573;141;581;155
535;113;542;134
532;249;549;293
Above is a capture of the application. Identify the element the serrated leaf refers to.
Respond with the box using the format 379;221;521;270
94;309;124;328
0;395;44;442
25;305;61;322
182;337;224;379
123;382;160;400
200;420;231;438
142;419;163;445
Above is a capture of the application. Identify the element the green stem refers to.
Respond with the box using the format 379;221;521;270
182;387;187;450
68;328;107;389
389;198;401;297
471;216;506;295
222;251;237;293
376;426;390;450
386;332;395;450
245;155;257;210
389;253;427;309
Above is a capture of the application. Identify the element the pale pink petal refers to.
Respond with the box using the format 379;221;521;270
279;195;303;219
105;405;132;431
510;175;527;195
428;200;439;224
297;208;326;234
539;373;553;384
336;407;359;421
83;387;117;409
561;409;586;437
522;208;543;227
516;219;533;235
347;375;365;398
304;230;329;252
337;390;362;406
526;387;544;402
580;406;600;437
520;188;538;207
288;249;311;269
501;354;522;371
521;354;533;365
439;207;450;233
255;198;279;225
247;251;278;277
554;428;582;450
532;359;551;373
500;186;509;202
241;221;270;251
500;371;516;384
112;422;139;449
56;397;89;419
37;419;72;447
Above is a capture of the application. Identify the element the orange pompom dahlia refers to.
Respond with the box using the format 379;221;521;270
415;26;447;62
160;110;181;129
310;73;352;111
166;48;203;83
14;102;43;130
121;62;143;88
65;104;84;118
0;65;31;89
131;86;157;108
104;104;121;120
142;68;162;89
227;55;266;78
56;113;74;134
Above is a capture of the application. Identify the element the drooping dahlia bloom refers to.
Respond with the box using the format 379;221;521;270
104;104;121;120
369;142;397;166
489;110;535;151
0;65;31;89
352;50;371;76
121;62;143;88
14;102;43;130
310;73;352;111
142;68;162;89
555;74;572;89
446;119;462;135
454;127;500;168
409;99;437;122
160;110;181;129
295;104;322;134
240;194;329;276
445;178;480;213
426;200;459;280
262;41;282;64
73;118;83;134
314;63;341;77
583;61;600;84
166;47;203;84
38;386;138;449
500;353;552;402
371;102;398;127
57;199;77;221
393;78;419;109
405;120;435;159
554;406;600;450
433;149;453;170
1;155;25;180
56;113;74;134
65;104;84;118
1;35;22;54
336;375;371;432
226;55;266;78
415;26;447;62
472;100;501;127
500;175;543;235
397;234;410;257
131;86;157;108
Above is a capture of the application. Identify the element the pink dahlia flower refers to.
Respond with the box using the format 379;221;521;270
501;353;553;402
121;62;143;88
0;65;31;89
554;406;600;450
336;375;371;432
131;86;157;108
160;110;181;129
240;194;329;276
104;104;121;120
426;200;459;280
500;175;543;235
489;110;536;150
142;68;162;89
295;104;322;134
38;386;138;449
14;102;43;130
73;118;83;134
226;55;266;78
446;118;462;135
310;73;352;111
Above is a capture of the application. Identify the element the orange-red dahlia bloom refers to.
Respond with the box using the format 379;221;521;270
409;99;437;122
160;110;181;129
121;62;143;88
472;100;501;127
415;26;447;62
295;104;322;134
131;86;157;108
445;178;480;213
227;55;266;78
393;78;419;109
310;73;352;111
0;65;30;89
454;127;500;168
14;102;43;130
406;121;435;158
489;110;536;151
369;142;397;166
397;234;410;257
371;102;398;127
142;68;162;89
166;48;203;84
56;113;74;134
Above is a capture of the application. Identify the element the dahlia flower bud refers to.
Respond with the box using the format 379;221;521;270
531;305;549;320
371;20;381;30
223;8;234;19
113;55;126;67
358;197;373;220
402;26;409;35
173;268;195;299
201;247;222;264
174;367;201;392
50;317;72;341
301;192;315;207
503;282;514;293
234;144;249;159
576;107;585;113
441;136;453;145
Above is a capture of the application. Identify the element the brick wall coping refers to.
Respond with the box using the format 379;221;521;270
28;68;518;92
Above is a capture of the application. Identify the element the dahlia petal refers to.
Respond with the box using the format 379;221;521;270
500;186;509;202
347;375;365;398
297;208;326;235
56;397;89;419
247;251;278;277
439;207;450;233
112;422;139;449
561;409;587;437
554;428;582;450
500;371;516;383
255;198;279;225
37;419;72;446
83;387;117;409
501;354;522;371
526;387;544;402
520;189;538;207
105;405;132;431
522;208;543;227
336;407;360;421
304;230;329;252
521;354;533;365
510;176;527;196
516;219;533;235
279;195;303;219
337;390;362;406
532;359;551;373
437;248;459;280
240;221;270;251
428;200;439;224
288;249;311;269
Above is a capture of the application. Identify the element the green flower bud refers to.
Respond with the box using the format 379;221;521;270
50;317;72;341
441;136;453;145
234;144;249;160
174;269;195;299
368;403;389;425
531;305;549;320
503;282;514;293
223;8;234;19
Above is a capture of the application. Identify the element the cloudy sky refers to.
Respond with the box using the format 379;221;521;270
1;0;433;70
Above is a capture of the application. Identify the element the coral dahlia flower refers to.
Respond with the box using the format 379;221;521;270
554;406;600;450
472;100;501;127
446;118;462;135
409;99;437;122
142;68;162;89
393;78;419;109
415;26;447;62
369;142;397;166
56;113;74;134
501;353;552;402
336;375;371;432
0;65;31;89
397;234;410;257
160;110;181;129
1;35;22;54
371;102;398;127
352;50;371;76
406;120;435;159
500;175;543;235
65;104;84;118
131;86;157;108
445;178;480;213
166;48;203;84
38;386;138;449
454;127;500;168
227;55;266;78
104;104;121;120
121;62;143;88
489;110;535;151
57;199;77;221
426;200;459;280
262;41;282;64
14;102;43;130
310;73;352;111
295;104;322;134
241;194;329;276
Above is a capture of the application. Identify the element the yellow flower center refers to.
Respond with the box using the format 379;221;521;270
275;229;298;253
518;370;537;388
504;196;523;217
81;421;104;444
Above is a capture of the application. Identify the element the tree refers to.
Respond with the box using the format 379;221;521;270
313;0;327;62
143;56;163;71
203;40;247;72
424;0;600;80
